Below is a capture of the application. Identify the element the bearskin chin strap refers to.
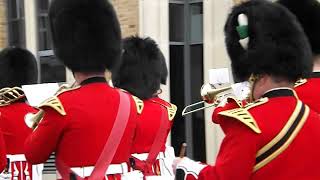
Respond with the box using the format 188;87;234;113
248;74;259;102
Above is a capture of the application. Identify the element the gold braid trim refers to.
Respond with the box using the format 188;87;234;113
132;95;144;114
167;103;177;121
151;100;177;121
218;98;268;133
254;101;309;171
294;79;307;88
38;96;66;116
118;89;144;114
218;108;261;134
0;87;25;106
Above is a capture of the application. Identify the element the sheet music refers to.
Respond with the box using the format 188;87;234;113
208;68;230;84
22;83;60;106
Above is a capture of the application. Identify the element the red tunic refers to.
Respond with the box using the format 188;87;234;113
24;78;139;179
131;97;175;154
0;100;37;179
0;131;6;172
181;89;320;180
295;72;320;113
0;102;35;154
130;97;176;176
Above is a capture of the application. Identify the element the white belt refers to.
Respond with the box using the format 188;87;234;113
6;154;26;162
131;152;165;161
57;163;129;178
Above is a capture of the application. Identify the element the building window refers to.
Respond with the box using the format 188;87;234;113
37;0;66;83
190;3;203;43
169;0;205;161
38;0;51;51
6;0;26;47
169;4;184;42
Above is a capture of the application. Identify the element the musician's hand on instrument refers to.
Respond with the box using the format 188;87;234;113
216;96;229;107
174;157;208;178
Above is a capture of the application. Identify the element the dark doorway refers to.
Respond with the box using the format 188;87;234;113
169;0;206;162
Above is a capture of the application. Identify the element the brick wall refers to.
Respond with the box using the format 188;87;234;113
111;0;139;38
0;0;7;49
0;0;139;49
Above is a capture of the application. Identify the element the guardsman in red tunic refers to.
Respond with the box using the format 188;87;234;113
174;1;320;179
0;47;43;180
24;0;141;179
113;36;177;179
278;0;320;113
0;131;6;173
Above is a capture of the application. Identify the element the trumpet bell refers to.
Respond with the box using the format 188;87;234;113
24;109;44;129
182;84;232;116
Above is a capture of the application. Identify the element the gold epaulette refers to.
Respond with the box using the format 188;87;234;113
38;96;66;116
151;100;177;121
118;88;144;114
132;95;144;114
218;108;261;134
294;79;307;88
167;103;177;121
0;87;25;107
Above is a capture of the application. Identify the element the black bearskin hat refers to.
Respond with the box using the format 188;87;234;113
113;36;163;100
159;52;168;85
0;47;38;89
278;0;320;56
225;0;312;82
49;0;121;72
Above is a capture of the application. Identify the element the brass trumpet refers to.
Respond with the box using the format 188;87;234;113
25;109;44;129
182;84;232;116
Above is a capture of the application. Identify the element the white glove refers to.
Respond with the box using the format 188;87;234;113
122;170;144;180
174;157;207;179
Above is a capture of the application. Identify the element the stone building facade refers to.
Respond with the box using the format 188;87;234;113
0;0;7;48
0;0;140;49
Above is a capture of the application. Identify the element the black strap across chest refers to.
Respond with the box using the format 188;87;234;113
254;100;309;172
